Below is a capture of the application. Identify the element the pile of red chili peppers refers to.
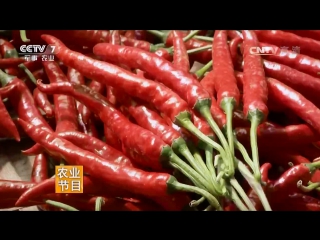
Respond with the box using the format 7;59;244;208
1;30;320;211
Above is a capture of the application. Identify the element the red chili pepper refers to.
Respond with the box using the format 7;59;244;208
17;58;43;78
229;37;243;70
227;30;243;40
92;41;231;168
0;38;20;76
262;60;320;107
105;85;117;105
124;30;136;39
273;193;320;211
31;153;49;183
242;30;269;182
232;110;251;128
299;144;320;161
0;87;20;141
282;30;320;41
254;30;320;59
258;43;320;78
0;180;36;199
212;30;240;162
172;30;190;73
42;61;78;133
18;118;220;210
42;35;221;158
154;48;172;61
120;36;154;52
103;124;122;151
0;58;25;68
235;122;319;149
33;88;54;118
0;71;52;132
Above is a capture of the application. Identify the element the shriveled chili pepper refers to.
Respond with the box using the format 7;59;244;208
0;58;25;68
0;89;20;141
42;34;226;168
242;30;269;182
92;42;233;176
36;81;216;194
33;88;54;118
262;60;320;107
31;153;48;183
212;30;240;168
254;30;320;60
172;30;190;73
42;61;78;133
113;88;214;186
17;118;222;210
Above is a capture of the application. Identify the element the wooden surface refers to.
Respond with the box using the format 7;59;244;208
0;138;38;211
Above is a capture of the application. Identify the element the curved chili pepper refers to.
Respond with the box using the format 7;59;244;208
242;30;269;182
0;70;52;131
0;90;20;141
31;153;49;183
43;35;224;162
259;43;320;78
254;30;320;60
17;118;222;210
33;88;54;118
262;60;320;107
93;42;232;175
172;30;190;73
212;30;240;166
42;61;78;133
35;81;216;195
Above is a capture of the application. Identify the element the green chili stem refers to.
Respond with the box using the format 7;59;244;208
228;186;249;211
155;43;165;47
170;163;201;188
44;200;79;211
18;64;37;85
194;36;213;42
170;180;223;211
176;117;226;157
19;30;30;42
199;106;234;178
214;154;221;167
234;138;254;171
297;181;320;192
187;46;212;55
230;178;256;211
236;158;272;211
216;171;225;182
183;30;201;42
189;197;205;207
195;60;213;79
203;205;214;211
146;30;164;39
205;147;217;180
224;102;235;156
250;116;262;182
0;69;15;86
169;153;217;195
95;197;104;211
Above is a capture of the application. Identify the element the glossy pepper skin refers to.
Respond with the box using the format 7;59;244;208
282;30;320;41
254;30;320;60
0;180;36;199
36;81;173;171
262;59;320;107
172;30;190;73
31;153;48;183
259;42;320;78
0;38;20;76
33;88;54;118
17;118;180;199
0;58;25;68
41;35;190;124
42;61;78;133
154;48;173;61
0;87;20;141
93;43;211;111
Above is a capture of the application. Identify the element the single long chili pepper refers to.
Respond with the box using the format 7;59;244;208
17;119;222;210
172;30;190;73
254;30;320;60
0;58;25;68
0;180;36;199
242;30;269;182
113;88;217;192
36;81;217;194
92;42;233;176
212;30;240;168
42;61;78;133
282;30;320;41
42;35;226;167
258;43;320;78
0;70;53;132
33;88;54;118
0;91;20;141
31;153;48;183
262;60;320;107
